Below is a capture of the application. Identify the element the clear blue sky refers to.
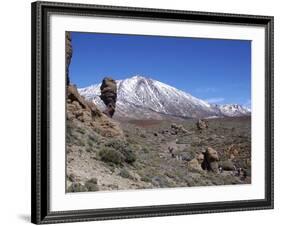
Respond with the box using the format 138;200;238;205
69;32;251;107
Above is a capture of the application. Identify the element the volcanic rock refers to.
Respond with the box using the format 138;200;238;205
170;123;188;135
100;77;117;117
188;158;203;172
202;147;219;173
66;32;72;85
196;119;208;130
226;144;239;159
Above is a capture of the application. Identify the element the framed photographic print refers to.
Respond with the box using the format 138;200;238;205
31;1;274;224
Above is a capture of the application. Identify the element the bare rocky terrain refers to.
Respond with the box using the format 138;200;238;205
66;110;251;192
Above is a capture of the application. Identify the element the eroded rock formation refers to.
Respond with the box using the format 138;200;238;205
202;147;220;173
100;77;117;117
65;33;123;138
66;32;72;85
196;119;208;131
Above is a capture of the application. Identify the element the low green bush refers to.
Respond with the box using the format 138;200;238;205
98;147;122;165
119;169;133;179
67;183;87;192
85;178;99;191
103;139;136;164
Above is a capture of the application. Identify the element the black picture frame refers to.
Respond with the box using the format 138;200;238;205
31;1;274;224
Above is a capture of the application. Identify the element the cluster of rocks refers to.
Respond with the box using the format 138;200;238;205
226;144;239;160
67;86;101;124
159;123;190;136
170;123;189;135
67;85;102;124
187;147;219;173
183;145;248;180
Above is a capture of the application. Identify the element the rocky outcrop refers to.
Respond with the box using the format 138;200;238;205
67;84;123;138
66;32;72;85
196;119;208;130
100;77;117;118
170;123;188;135
202;147;219;173
67;85;102;119
187;153;205;172
226;144;239;160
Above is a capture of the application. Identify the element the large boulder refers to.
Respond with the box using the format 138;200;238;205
187;153;205;172
100;77;117;117
196;153;205;164
202;147;219;173
188;158;203;172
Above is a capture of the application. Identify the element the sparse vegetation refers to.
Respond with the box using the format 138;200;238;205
67;183;87;192
67;99;251;193
119;169;133;179
103;139;136;164
84;178;99;191
98;147;122;165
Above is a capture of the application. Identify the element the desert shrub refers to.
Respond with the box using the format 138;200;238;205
126;137;138;145
66;131;74;144
84;178;99;191
67;173;76;182
76;127;85;134
142;146;149;153
88;134;100;143
103;139;136;164
67;183;87;192
104;139;124;150
140;175;151;182
66;123;79;145
122;148;136;164
98;147;122;165
74;138;85;147
86;147;92;153
87;140;93;148
119;169;133;179
151;176;172;188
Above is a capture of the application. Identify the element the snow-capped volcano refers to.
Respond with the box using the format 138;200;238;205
78;75;250;119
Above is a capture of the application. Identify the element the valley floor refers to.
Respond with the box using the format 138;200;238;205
66;116;251;192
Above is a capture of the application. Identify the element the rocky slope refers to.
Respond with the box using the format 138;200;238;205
66;85;131;192
79;75;250;120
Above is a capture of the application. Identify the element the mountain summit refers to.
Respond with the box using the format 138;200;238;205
78;75;250;119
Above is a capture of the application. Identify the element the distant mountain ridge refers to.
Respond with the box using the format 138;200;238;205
78;75;250;119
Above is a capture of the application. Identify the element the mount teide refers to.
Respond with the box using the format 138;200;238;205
78;75;250;120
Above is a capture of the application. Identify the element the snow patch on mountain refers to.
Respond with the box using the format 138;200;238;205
218;104;251;117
